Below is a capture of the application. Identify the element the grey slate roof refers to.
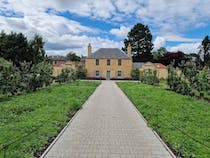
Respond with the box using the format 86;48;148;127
87;48;131;59
133;62;145;68
48;56;68;61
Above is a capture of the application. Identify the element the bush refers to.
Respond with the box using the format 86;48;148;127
0;61;53;96
141;70;159;86
0;66;21;95
55;68;76;83
76;65;87;79
167;62;210;98
131;68;140;80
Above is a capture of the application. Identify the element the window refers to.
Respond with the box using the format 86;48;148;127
117;71;122;77
107;59;110;66
96;59;99;65
118;59;122;66
95;70;100;77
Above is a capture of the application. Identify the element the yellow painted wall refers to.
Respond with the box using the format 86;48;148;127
85;58;132;79
139;62;168;79
53;66;62;77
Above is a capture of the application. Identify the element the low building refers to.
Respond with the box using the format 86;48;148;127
50;56;85;77
85;44;132;79
133;62;168;79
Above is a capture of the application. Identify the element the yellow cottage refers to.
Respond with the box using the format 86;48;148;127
85;44;132;79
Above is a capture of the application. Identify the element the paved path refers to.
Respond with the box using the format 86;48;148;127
43;81;174;158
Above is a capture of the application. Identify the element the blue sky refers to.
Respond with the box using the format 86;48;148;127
0;0;210;56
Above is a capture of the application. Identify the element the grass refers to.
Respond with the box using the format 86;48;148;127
0;81;100;158
117;82;210;158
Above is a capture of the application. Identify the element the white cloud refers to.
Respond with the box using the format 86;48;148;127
153;36;166;50
163;35;201;42
110;26;130;38
168;42;200;54
1;0;210;56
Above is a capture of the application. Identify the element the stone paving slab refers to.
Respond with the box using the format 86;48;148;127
42;81;175;158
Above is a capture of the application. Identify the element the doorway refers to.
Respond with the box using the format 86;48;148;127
106;71;110;80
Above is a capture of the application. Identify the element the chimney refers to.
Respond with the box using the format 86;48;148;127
88;43;92;57
127;43;132;57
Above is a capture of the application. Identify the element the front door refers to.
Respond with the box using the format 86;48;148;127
106;71;110;80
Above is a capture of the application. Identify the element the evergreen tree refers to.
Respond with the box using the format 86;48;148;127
122;23;153;62
28;34;47;64
199;35;210;67
0;31;28;67
0;32;48;67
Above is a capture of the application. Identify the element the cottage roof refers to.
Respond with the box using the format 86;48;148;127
87;48;130;59
133;62;145;68
133;62;167;69
49;56;68;61
154;63;167;69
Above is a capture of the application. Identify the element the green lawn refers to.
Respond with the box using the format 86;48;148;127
0;81;100;158
117;82;210;158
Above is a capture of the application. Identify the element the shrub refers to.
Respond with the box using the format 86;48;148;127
56;68;76;83
76;65;87;79
131;68;140;80
167;62;210;98
0;66;21;95
0;61;53;96
141;70;159;86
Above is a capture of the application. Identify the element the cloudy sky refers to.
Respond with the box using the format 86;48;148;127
1;0;210;56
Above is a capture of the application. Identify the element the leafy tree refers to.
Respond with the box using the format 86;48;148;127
167;62;210;98
66;52;81;61
199;35;210;67
0;57;12;70
158;51;188;67
28;34;48;64
0;61;53;95
122;23;153;62
194;67;210;98
131;68;140;80
0;66;21;96
167;64;181;91
153;47;167;61
76;65;87;79
179;61;198;86
0;32;48;67
29;61;53;91
0;31;28;67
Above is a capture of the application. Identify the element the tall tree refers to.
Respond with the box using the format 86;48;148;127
153;47;167;61
0;32;48;67
0;31;28;66
122;23;153;62
28;34;47;64
66;52;81;61
158;51;188;67
199;35;210;67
